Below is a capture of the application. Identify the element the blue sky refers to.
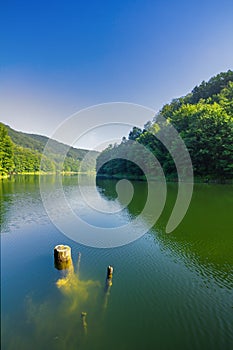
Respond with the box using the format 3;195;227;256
1;0;233;149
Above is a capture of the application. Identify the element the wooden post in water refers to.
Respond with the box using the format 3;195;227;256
54;244;72;270
81;312;87;334
104;265;114;309
107;265;113;279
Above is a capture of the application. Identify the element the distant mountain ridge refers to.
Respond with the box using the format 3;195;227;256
5;124;96;160
0;123;98;175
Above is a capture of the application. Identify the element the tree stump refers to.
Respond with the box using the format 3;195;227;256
54;244;72;270
107;265;113;279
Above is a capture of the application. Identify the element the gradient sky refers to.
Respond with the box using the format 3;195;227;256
1;0;233;149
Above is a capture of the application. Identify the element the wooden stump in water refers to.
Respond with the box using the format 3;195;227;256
104;266;113;309
107;265;113;279
54;244;72;270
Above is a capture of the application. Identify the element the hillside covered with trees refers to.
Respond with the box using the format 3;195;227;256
0;123;98;176
97;70;233;182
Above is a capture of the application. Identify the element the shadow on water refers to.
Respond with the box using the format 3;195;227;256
97;179;233;289
158;184;233;290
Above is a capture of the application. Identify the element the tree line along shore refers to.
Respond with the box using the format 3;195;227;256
96;70;233;183
1;70;233;182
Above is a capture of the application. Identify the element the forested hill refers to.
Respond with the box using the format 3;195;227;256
0;123;98;176
97;70;233;182
5;124;91;160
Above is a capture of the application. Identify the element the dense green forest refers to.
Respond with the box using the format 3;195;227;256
1;70;232;180
97;70;233;182
0;123;98;176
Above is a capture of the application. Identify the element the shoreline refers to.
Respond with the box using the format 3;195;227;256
0;171;96;179
1;172;231;184
96;173;233;184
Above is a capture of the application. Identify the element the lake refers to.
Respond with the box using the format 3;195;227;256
1;175;233;350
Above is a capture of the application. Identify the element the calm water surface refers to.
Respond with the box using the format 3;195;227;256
1;175;233;350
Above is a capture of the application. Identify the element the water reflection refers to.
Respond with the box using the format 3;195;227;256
154;184;233;289
97;179;233;289
1;176;233;350
96;178;118;200
3;253;103;349
0;175;56;232
55;253;100;315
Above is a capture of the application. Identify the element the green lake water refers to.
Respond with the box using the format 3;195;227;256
1;175;233;350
